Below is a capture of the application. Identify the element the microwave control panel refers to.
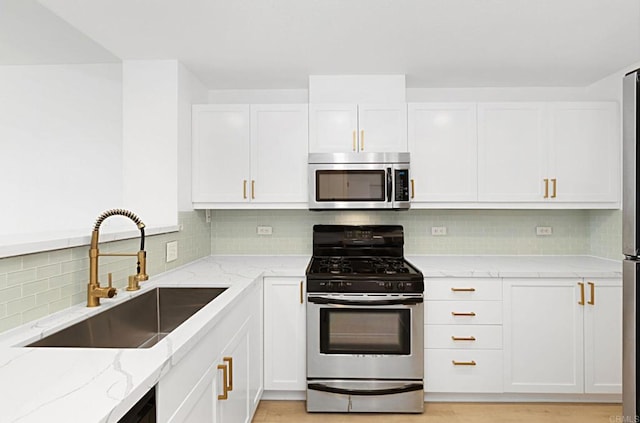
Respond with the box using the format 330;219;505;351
395;169;410;201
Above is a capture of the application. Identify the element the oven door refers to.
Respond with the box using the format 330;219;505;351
306;294;424;380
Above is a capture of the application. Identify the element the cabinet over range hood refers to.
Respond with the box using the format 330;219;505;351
308;152;411;211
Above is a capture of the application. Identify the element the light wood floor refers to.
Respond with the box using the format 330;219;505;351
252;400;622;423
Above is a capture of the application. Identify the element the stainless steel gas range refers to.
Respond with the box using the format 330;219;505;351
305;225;424;413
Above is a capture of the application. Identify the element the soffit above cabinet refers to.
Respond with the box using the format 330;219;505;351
34;0;640;89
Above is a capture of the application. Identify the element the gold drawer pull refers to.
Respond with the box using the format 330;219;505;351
588;281;595;305
243;180;247;199
451;336;476;341
578;282;585;305
452;360;477;366
300;281;304;304
544;178;549;198
451;287;476;292
251;180;255;199
411;179;415;199
223;356;233;391
217;364;228;400
352;130;356;151
551;178;557;198
451;312;476;317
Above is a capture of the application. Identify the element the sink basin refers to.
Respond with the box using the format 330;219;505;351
27;287;227;349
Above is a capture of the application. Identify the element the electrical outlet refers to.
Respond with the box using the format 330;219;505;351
536;226;553;236
166;241;178;262
257;226;273;235
431;226;447;236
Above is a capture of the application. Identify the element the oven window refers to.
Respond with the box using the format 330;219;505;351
319;309;411;355
316;170;385;201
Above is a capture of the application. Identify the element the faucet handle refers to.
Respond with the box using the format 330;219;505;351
107;273;113;289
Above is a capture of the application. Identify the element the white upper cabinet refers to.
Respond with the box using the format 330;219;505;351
309;103;407;153
250;104;308;204
192;104;251;204
408;103;478;203
192;104;308;208
477;103;547;202
476;101;619;206
548;102;619;204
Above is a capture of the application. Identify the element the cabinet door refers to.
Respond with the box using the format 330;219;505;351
263;277;306;391
217;320;251;423
192;105;251;203
477;103;547;202
583;278;622;394
308;104;358;153
548;102;619;204
503;278;584;393
408;103;477;202
358;104;408;152
169;360;219;423
250;104;308;204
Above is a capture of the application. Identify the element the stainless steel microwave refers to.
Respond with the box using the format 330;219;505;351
308;152;411;210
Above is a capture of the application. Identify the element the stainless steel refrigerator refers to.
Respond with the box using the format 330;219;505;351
623;67;640;420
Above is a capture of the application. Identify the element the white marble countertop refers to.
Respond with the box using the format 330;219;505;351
407;255;622;278
0;254;621;422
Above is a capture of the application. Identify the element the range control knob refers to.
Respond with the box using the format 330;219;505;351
398;282;405;291
384;281;393;290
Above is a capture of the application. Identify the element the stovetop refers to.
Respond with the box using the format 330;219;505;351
305;225;424;293
307;256;420;277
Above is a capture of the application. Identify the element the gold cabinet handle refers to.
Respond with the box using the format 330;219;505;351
300;281;304;304
451;287;476;292
452;360;477;366
352;130;356;151
223;356;233;391
251;180;255;200
217;364;228;400
578;282;585;306
451;336;476;341
451;311;476;317
411;179;415;199
544;178;549;198
588;281;595;305
360;130;364;150
243;180;247;199
551;178;557;198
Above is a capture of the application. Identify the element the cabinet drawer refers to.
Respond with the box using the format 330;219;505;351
425;324;502;349
425;349;503;393
425;300;502;325
425;278;502;301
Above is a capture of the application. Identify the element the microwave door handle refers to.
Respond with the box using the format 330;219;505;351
386;168;392;202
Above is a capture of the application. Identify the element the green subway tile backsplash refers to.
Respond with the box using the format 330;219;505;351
0;210;211;333
211;209;620;258
0;207;622;333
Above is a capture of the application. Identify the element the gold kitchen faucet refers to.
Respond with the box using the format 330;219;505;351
87;209;148;307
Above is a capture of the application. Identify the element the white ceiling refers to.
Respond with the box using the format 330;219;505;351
9;0;640;89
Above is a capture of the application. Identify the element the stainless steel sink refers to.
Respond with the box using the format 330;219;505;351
27;287;227;349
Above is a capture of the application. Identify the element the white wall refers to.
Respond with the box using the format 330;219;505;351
0;63;122;239
208;89;308;104
178;63;208;211
122;60;180;228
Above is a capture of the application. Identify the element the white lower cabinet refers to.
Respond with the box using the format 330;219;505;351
158;282;263;423
263;277;306;391
424;278;503;393
503;278;622;394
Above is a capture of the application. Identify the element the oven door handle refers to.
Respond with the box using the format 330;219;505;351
307;382;424;396
307;296;423;306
